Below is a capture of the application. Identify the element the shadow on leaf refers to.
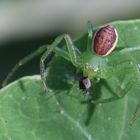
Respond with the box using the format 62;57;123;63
46;57;77;91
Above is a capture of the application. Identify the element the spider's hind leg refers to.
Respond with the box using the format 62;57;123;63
91;79;133;104
91;60;140;104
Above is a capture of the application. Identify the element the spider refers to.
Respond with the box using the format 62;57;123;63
2;21;140;122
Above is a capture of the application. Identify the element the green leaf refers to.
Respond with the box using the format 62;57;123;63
1;19;140;140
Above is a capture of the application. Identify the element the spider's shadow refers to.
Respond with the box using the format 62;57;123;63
82;80;102;126
46;57;118;126
46;57;76;91
83;79;116;126
17;55;117;126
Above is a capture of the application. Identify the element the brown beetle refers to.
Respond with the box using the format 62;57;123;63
79;76;91;92
93;25;118;56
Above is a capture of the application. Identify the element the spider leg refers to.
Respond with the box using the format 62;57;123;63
87;21;93;40
2;45;48;87
40;34;82;92
87;21;93;52
40;51;55;92
91;60;140;104
91;80;133;104
130;102;140;125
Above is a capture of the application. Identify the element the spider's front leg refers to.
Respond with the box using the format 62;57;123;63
91;60;140;104
40;34;82;92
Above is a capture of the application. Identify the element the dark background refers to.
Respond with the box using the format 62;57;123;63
0;0;140;88
0;34;58;87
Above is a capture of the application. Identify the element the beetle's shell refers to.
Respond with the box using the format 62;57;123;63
79;77;91;92
93;25;118;56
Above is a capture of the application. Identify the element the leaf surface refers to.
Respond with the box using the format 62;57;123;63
1;19;140;140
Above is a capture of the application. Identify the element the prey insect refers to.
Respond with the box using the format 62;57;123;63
2;21;140;122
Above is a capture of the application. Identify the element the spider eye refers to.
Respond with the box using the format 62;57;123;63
93;25;118;56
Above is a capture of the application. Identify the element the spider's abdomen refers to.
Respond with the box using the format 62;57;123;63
93;25;118;56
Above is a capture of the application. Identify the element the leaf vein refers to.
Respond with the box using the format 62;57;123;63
53;95;92;140
118;95;128;140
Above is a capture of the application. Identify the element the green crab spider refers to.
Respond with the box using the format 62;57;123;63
2;21;140;108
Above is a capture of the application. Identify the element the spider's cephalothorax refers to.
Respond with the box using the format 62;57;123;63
79;76;91;92
82;24;118;80
82;25;118;79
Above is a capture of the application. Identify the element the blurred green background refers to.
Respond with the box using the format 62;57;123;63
0;0;140;87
